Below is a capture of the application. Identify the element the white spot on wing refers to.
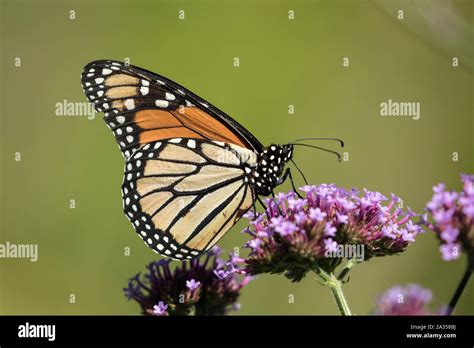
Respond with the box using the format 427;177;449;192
155;100;169;108
125;99;135;110
140;86;149;96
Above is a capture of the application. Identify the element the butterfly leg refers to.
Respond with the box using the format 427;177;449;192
250;189;257;213
279;168;303;199
256;196;274;220
252;196;257;213
270;189;283;214
256;196;266;210
252;189;267;213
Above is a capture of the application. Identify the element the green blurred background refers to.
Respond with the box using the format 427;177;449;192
0;0;472;315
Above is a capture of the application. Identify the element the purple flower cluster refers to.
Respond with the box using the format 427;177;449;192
124;246;252;316
374;284;439;315
235;184;422;281
424;174;474;262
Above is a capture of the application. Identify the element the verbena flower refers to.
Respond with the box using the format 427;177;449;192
152;301;168;316
229;184;422;282
374;284;442;315
124;246;252;315
424;174;474;263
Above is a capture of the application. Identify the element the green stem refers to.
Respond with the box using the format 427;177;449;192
338;257;357;282
445;258;473;315
315;269;352;316
327;273;352;316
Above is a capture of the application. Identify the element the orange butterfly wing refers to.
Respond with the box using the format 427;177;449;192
80;60;261;259
80;60;259;159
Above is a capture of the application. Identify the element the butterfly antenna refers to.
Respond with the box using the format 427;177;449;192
290;158;308;185
291;143;342;162
289;137;344;147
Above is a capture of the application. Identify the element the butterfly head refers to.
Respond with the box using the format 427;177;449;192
248;144;293;196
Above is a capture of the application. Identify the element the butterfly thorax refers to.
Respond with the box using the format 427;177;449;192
244;144;293;196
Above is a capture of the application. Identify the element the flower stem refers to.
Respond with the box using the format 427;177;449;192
338;257;357;282
445;261;472;315
315;269;352;315
328;273;352;316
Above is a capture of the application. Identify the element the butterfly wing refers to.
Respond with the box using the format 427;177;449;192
80;60;263;160
123;138;256;259
81;60;262;258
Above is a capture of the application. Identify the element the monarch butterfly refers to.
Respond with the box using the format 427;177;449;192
81;60;342;260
